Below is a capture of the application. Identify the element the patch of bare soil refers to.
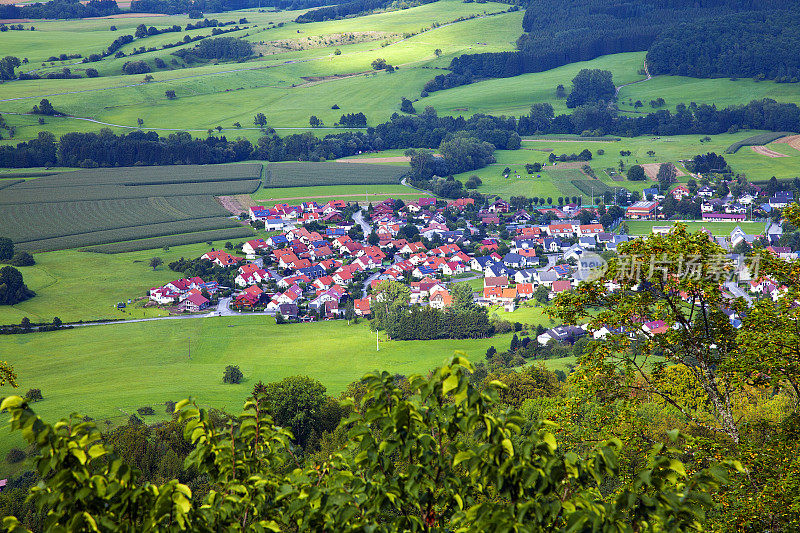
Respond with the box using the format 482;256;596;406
774;135;800;152
641;163;687;180
216;194;258;216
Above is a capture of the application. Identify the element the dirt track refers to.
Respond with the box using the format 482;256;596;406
774;135;800;152
751;145;789;158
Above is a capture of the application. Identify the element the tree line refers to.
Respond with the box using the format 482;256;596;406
172;36;253;62
3;98;799;168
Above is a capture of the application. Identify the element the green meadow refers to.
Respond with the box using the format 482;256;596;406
0;1;519;141
0;317;516;425
618;75;800;112
623;220;768;236
455;131;800;202
0;315;582;458
253;184;425;205
422;52;647;118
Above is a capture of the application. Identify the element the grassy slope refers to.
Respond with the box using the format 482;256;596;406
0;317;515;423
618;75;800;112
422;52;647;118
0;2;518;139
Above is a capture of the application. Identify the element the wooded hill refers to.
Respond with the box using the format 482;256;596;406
424;0;800;94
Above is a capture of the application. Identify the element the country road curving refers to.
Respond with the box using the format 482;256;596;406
615;60;653;96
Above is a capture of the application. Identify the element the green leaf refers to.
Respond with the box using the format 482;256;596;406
442;374;459;395
453;450;474;466
501;438;514;457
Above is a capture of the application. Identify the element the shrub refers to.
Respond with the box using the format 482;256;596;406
5;447;25;464
9;251;34;266
137;406;155;416
223;364;243;384
26;388;43;402
85;68;99;78
165;400;177;414
122;60;151;75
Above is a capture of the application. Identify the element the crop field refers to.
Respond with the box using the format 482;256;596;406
264;161;407;187
15;216;248;252
0;163;261;251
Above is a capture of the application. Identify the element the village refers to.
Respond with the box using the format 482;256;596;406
146;181;796;348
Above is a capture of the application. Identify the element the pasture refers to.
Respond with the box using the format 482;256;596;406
461;130;799;201
623;220;768;236
0;163;260;251
252;183;428;205
264;161;407;187
617;75;800;114
0;316;533;456
0;1;518;141
422;52;647;118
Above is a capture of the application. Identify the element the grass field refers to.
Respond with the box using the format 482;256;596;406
422;52;647;118
0;316;524;455
623;220;768;236
488;303;554;327
618;75;800;113
0;163;260;251
252;183;427;205
0;1;519;142
462;131;800;201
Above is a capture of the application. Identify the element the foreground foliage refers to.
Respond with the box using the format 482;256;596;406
1;356;735;532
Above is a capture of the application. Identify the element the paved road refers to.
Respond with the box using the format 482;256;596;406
352;208;372;235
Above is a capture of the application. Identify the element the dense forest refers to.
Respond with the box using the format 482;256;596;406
647;10;800;81
0;0;119;19
424;0;800;95
2;98;799;168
